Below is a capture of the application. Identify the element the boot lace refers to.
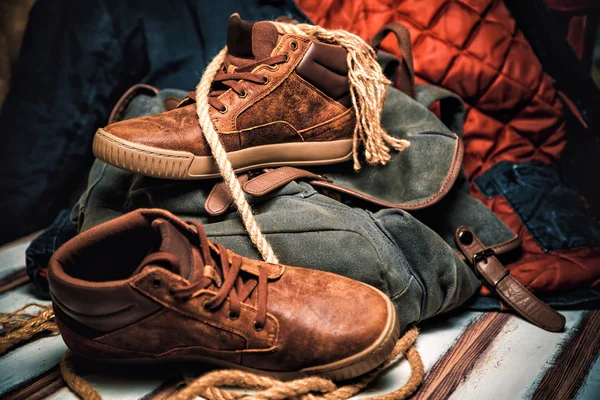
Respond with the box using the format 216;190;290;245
208;54;289;112
139;221;269;330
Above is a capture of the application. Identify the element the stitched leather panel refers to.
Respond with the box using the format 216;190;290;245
98;308;247;353
49;280;162;332
237;72;347;131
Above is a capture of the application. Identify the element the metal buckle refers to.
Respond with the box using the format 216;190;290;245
473;248;496;265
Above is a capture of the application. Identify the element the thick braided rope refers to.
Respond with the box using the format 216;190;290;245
57;326;422;400
195;47;278;264
0;303;59;355
2;307;422;399
274;22;410;171
169;325;422;400
194;22;410;262
60;350;102;400
58;331;422;400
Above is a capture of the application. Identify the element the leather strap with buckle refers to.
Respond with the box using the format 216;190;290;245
455;226;565;332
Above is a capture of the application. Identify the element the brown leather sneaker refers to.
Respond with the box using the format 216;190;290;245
48;209;398;380
92;14;355;179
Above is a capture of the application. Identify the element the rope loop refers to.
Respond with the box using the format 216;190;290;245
1;304;423;400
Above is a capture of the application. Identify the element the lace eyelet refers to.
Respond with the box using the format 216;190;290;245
152;279;161;288
283;53;289;62
238;90;248;98
219;105;228;114
168;289;175;296
229;311;239;320
290;41;298;51
203;300;212;311
261;76;269;85
253;321;264;331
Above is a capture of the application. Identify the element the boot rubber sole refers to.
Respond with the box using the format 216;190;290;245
61;288;399;381
93;129;353;180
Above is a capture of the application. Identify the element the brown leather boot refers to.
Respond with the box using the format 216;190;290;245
48;209;398;380
93;14;355;179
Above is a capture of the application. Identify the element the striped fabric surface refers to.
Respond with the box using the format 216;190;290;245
0;237;598;400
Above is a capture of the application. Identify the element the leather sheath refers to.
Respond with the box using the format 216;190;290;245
455;226;565;332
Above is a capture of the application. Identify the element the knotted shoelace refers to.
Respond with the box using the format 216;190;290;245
139;221;269;329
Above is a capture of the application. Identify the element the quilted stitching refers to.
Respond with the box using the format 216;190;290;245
299;0;566;178
297;0;600;295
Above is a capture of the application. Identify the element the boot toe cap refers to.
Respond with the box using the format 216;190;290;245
101;106;209;156
264;268;397;371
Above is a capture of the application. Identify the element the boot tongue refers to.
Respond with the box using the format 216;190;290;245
144;219;194;279
226;13;279;63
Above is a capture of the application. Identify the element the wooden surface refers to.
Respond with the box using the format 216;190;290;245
0;238;598;399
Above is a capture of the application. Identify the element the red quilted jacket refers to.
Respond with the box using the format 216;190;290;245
297;0;600;296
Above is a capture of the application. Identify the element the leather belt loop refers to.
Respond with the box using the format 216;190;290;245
492;270;510;288
455;226;566;332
